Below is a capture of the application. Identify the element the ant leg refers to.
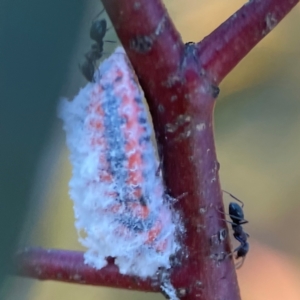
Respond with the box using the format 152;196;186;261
235;256;246;269
216;206;248;224
238;219;249;225
218;218;235;226
225;252;246;269
225;245;246;269
215;205;227;215
223;190;244;207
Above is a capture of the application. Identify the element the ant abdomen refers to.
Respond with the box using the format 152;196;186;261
236;242;249;259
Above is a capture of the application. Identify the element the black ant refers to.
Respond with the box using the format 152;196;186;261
223;190;249;269
80;12;108;82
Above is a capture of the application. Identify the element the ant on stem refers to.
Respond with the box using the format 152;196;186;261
80;10;111;82
222;190;249;269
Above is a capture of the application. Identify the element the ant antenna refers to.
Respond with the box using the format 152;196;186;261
235;256;246;269
225;251;246;269
223;190;244;207
92;8;105;22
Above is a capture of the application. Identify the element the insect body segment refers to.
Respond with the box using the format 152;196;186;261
90;19;107;45
224;191;249;269
80;15;108;82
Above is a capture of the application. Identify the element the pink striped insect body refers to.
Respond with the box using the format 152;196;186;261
59;47;180;278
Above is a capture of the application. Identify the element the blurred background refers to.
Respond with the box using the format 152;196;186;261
1;0;300;299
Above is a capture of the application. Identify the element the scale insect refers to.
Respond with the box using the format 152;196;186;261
61;47;180;278
223;190;249;269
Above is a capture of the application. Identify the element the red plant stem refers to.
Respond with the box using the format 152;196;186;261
15;0;299;299
15;248;160;291
197;0;300;84
101;1;234;300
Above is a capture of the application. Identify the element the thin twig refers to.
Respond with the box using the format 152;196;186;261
15;248;160;292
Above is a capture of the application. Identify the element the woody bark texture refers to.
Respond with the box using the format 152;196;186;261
102;2;237;299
